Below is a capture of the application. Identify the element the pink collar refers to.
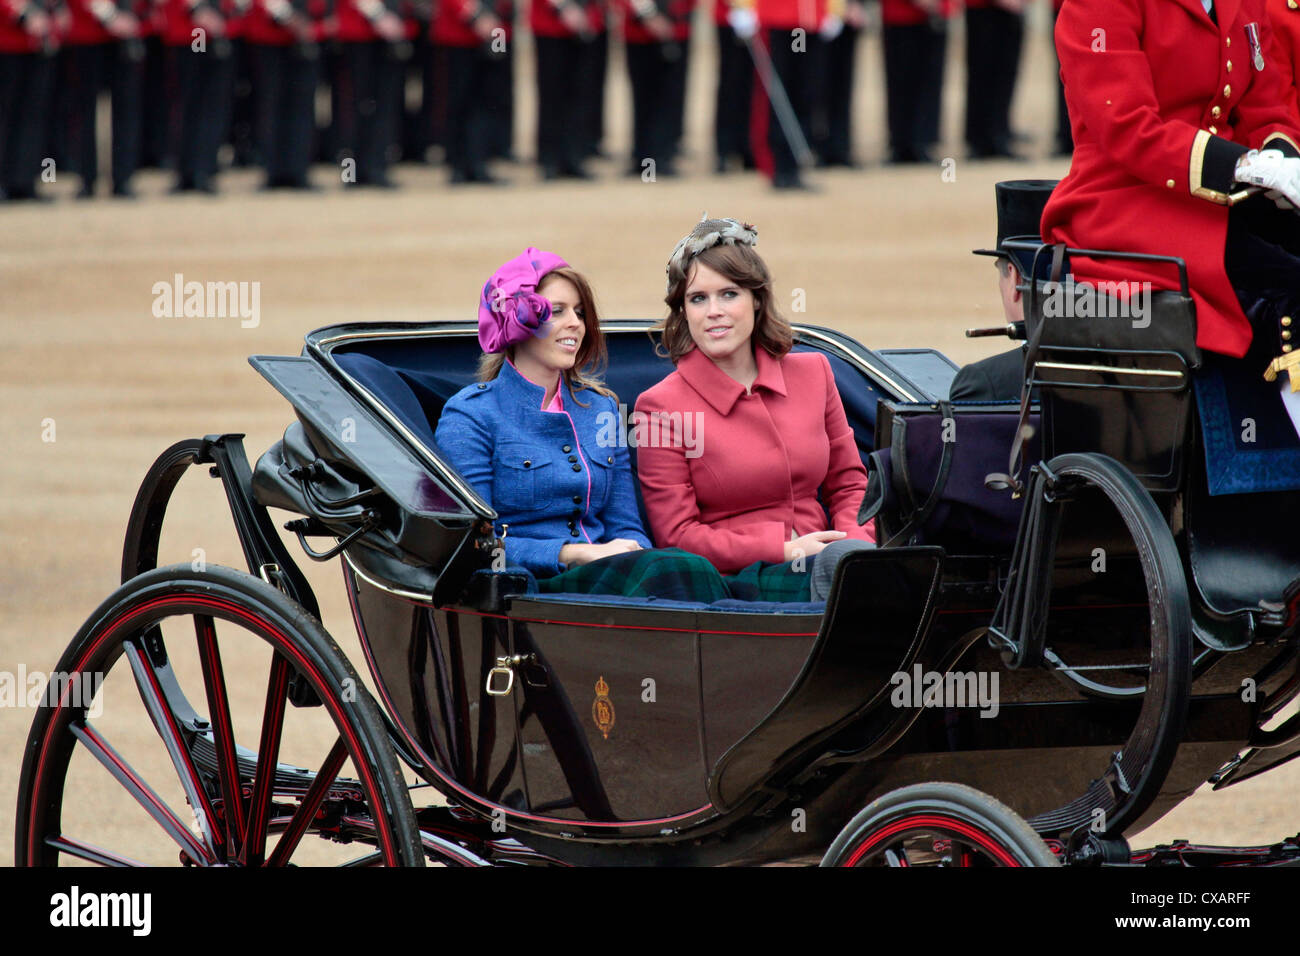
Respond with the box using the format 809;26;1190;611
675;346;788;415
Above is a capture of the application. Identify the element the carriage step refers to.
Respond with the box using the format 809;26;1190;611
189;729;366;801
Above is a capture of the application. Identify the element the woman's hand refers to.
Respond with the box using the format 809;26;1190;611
783;531;846;561
559;539;643;567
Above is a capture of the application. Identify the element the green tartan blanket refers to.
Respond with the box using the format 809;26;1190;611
724;560;813;603
536;548;812;603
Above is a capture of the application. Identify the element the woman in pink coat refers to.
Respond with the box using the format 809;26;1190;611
634;217;876;600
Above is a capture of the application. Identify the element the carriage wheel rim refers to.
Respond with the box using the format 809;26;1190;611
24;590;406;867
841;813;1023;867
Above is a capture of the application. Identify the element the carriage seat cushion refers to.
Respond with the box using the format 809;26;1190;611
1193;347;1300;496
333;351;447;454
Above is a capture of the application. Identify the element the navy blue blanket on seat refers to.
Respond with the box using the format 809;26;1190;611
1194;349;1300;495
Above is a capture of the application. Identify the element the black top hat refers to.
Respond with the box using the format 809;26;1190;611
972;179;1059;278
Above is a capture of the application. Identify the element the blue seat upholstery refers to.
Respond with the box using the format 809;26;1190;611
332;331;883;532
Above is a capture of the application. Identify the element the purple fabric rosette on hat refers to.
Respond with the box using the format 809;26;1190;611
477;248;571;354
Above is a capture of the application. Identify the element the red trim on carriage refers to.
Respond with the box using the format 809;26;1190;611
842;814;1022;867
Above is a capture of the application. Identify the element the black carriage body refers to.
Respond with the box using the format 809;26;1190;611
231;317;1300;863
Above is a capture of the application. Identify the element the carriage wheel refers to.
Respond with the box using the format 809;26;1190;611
1019;453;1192;838
821;783;1060;867
16;564;425;867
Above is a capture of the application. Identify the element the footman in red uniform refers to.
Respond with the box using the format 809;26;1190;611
1042;0;1300;383
1269;0;1299;115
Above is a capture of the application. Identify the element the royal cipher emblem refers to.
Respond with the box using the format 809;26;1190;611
592;675;615;740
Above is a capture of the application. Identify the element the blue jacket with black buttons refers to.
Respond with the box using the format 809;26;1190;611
434;360;652;577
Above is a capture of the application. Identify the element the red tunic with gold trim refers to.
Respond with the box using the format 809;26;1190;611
1269;0;1300;115
1041;0;1300;358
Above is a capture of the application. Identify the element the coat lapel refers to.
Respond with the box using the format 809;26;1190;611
1215;0;1242;36
1170;0;1244;34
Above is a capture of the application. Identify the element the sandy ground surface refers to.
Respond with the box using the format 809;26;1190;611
2;13;1297;867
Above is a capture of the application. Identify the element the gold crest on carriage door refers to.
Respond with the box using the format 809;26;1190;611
592;676;616;740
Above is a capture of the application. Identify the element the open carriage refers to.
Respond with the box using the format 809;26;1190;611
16;244;1300;867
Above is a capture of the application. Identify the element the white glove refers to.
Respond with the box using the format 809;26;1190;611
727;6;758;39
819;14;843;39
1234;148;1300;211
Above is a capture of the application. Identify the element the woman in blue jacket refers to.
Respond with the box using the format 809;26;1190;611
435;248;730;600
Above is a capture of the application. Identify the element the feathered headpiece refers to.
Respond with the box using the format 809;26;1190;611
665;216;758;293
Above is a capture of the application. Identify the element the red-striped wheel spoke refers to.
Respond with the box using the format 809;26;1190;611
239;653;291;866
195;614;246;859
123;641;222;859
268;737;348;867
45;836;145;867
70;721;213;865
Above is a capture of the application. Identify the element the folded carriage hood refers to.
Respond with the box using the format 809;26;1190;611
249;354;490;602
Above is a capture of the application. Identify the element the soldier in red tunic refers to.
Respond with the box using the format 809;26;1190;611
1042;0;1300;384
63;0;147;196
619;0;691;178
880;0;953;164
139;0;168;169
748;0;834;189
812;0;864;167
0;0;61;199
964;0;1025;160
531;0;605;179
245;0;329;189
712;0;754;172
336;0;405;187
433;0;513;184
164;0;237;192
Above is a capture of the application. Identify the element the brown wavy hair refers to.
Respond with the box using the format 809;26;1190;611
656;243;794;364
477;267;614;405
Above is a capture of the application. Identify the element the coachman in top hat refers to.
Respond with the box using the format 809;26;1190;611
951;179;1058;403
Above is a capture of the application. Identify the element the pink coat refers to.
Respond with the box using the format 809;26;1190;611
634;347;875;574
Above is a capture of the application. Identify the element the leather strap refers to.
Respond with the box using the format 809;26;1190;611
857;449;891;525
884;400;955;547
986;243;1064;496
